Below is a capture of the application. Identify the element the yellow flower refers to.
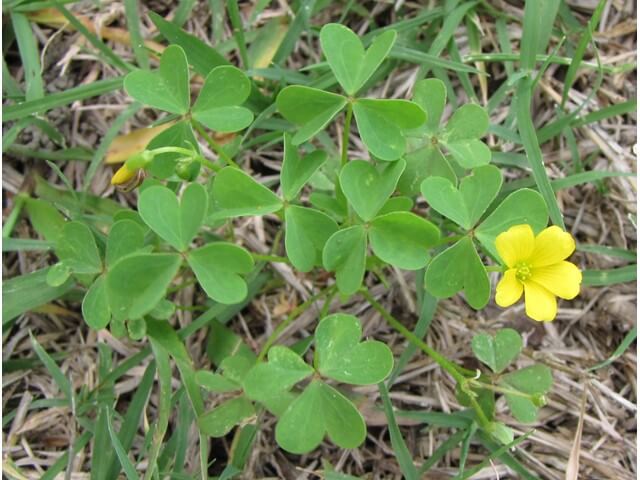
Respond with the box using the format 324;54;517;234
494;224;582;322
111;164;138;186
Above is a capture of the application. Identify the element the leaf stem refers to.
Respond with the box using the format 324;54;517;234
191;119;239;169
251;253;290;264
360;288;491;428
485;265;504;273
257;286;335;362
341;102;353;167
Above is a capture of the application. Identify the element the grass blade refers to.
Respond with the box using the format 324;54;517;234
272;0;316;65
123;0;150;68
588;326;637;371
419;430;467;474
378;383;419;480
227;0;249;68
106;409;141;480
10;12;43;100
29;332;73;403
3;77;123;121
582;265;637;286
519;0;561;71
515;76;565;227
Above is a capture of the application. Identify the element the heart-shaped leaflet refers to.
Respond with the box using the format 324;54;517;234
339;158;406;222
471;328;523;374
285;205;338;273
191;66;254;133
243;346;314;404
315;313;394;385
187;242;254;304
319;23;397;96
421;165;503;230
138;183;208;252
425;236;490;310
275;380;366;454
124;45;190;115
322;225;367;296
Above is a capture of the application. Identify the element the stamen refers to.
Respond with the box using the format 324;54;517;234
515;261;532;281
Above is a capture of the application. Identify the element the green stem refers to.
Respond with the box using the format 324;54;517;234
485;265;505;273
469;380;536;400
2;193;26;238
251;253;290;264
341;102;353;167
360;288;491;428
257;286;335;362
191;119;239;169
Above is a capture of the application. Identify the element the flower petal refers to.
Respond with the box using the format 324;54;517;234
523;281;557;322
495;269;523;307
530;261;582;300
531;226;576;267
495;224;535;268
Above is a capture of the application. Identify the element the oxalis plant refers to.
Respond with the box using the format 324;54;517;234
40;21;584;469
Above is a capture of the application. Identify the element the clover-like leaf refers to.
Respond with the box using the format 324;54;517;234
322;226;367;296
500;365;553;423
281;133;328;201
82;275;110;330
421;165;502;230
276;86;347;145
320;23;396;96
198;397;255;438
352;99;426;161
209;167;283;220
124;45;190;115
107;253;181;321
315;313;393;385
339;158;406;222
106;219;145;267
243;346;314;403
474;189;549;260
56;221;102;275
425;237;490;309
471;328;523;374
187;242;254;304
440;104;491;168
369;212;440;270
191;66;253;133
275;380;366;454
285;205;338;272
488;421;515;445
138;183;207;251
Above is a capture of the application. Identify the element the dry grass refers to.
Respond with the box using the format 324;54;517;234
2;1;637;479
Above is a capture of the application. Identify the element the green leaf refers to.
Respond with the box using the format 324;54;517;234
187;243;254;304
3;267;74;324
106;219;145;267
243;346;314;403
444;139;492;169
443;104;489;141
475;189;549;260
339;158;406;222
412;78;446;133
284;205;338;272
397;146;456;196
315;313;393;385
275;380;366;454
46;263;71;287
82;275;111;330
127;317;147;340
210;167;283;220
281;133;327;201
276;86;347;145
195;371;240;393
471;329;523;374
107;253;181;320
424;237;490;309
322;225;367;296
138;183;208;251
353;99;426;161
198;397;255;438
421;165;502;230
369;212;439;270
319;23;396;96
123;45;190;115
192;66;253;133
147;121;199;179
25;198;65;242
378;196;414;215
501;365;553;423
56;221;102;274
488;421;514;445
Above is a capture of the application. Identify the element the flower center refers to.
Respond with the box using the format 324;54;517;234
515;261;533;281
